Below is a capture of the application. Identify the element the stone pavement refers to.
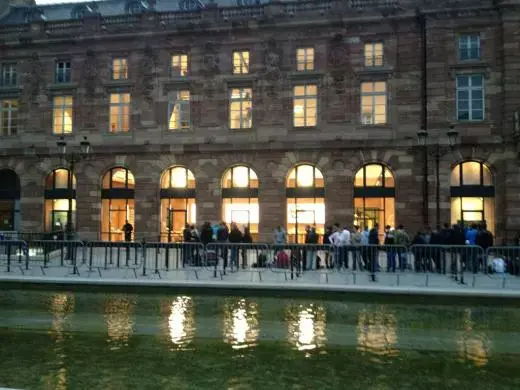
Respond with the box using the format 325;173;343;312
2;257;520;298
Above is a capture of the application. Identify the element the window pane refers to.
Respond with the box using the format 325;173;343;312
364;164;384;187
457;76;469;87
461;161;481;185
451;165;461;186
384;168;394;187
482;165;493;186
354;168;364;187
232;166;249;188
296;165;314;187
461;197;483;211
374;82;386;93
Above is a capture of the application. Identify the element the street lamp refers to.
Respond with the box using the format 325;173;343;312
417;125;459;227
56;136;91;240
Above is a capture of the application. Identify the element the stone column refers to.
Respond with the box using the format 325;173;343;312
195;160;220;226
75;162;100;241
259;173;285;243
325;160;353;227
134;157;161;242
19;162;44;232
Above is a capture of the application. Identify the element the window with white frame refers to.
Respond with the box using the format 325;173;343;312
0;99;18;136
55;61;71;83
458;35;480;61
1;64;17;87
171;54;188;77
109;93;131;132
52;96;73;134
233;51;250;74
112;58;128;80
168;91;191;131
456;74;484;121
361;81;387;125
364;43;384;67
229;88;252;129
296;48;314;72
293;85;317;127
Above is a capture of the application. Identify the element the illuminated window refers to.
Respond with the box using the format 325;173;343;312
450;161;494;233
293;85;317;128
286;165;325;243
53;96;73;134
459;35;480;61
364;43;384;67
160;167;196;242
361;81;386;125
44;169;76;232
112;58;128;80
55;61;71;83
456;75;484;121
1;63;17;86
296;48;314;71
0;99;18;136
222;166;259;239
171;54;188;77
229;88;252;129
101;167;135;241
233;50;250;74
168;91;190;131
353;164;395;237
109;93;130;133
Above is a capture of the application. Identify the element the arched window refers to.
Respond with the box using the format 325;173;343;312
160;166;196;242
221;165;259;240
101;167;135;241
286;164;325;243
0;169;21;231
450;161;494;233
353;164;395;238
44;168;76;232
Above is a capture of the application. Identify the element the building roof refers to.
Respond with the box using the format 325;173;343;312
0;0;286;25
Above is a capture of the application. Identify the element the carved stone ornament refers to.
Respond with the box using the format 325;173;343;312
328;34;348;69
203;41;220;77
264;38;282;81
82;49;98;98
25;52;43;106
138;45;156;104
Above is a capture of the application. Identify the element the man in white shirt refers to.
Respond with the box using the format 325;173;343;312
329;225;351;269
491;257;506;274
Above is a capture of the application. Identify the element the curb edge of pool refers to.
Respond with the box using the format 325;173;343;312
1;275;519;301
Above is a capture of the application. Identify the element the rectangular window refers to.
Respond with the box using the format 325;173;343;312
171;54;188;77
0;99;18;136
55;61;71;84
293;85;317;127
361;81;387;125
168;91;191;131
233;51;250;75
229;88;252;129
112;58;128;80
459;35;480;61
456;74;484;121
52;96;73;134
109;93;131;132
296;48;314;72
1;64;17;87
364;43;384;67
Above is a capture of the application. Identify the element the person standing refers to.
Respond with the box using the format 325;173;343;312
305;226;319;270
384;225;396;272
122;220;133;242
217;221;230;268
368;223;379;280
274;225;287;245
351;226;362;270
394;225;410;271
228;222;243;270
182;224;192;266
322;225;333;269
242;226;253;269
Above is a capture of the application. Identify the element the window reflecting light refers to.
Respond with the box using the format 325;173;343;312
104;296;135;350
457;309;491;367
286;304;326;355
223;298;259;351
357;308;398;357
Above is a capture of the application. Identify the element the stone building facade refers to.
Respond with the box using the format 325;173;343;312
0;0;519;243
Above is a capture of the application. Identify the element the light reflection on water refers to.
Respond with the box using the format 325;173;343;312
104;295;135;350
223;298;259;351
45;293;75;390
286;303;326;355
356;308;398;358
457;308;492;367
166;296;195;350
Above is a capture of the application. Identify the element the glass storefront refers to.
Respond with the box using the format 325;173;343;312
286;165;325;243
450;161;495;233
353;164;395;239
44;168;76;232
160;167;196;242
101;167;135;241
222;166;259;240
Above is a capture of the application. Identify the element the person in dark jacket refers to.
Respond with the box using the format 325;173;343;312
182;224;192;266
429;225;443;273
228;222;243;269
411;231;426;271
200;222;213;245
217;221;229;268
368;223;379;279
242;226;253;268
323;225;333;268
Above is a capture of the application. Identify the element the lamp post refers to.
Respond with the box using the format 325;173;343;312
417;126;458;228
56;136;91;240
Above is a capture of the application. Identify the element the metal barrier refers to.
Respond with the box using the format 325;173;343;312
0;240;29;273
206;243;270;280
142;242;205;279
485;246;520;288
85;241;143;278
26;240;85;275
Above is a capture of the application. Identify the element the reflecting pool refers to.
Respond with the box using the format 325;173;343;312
1;290;520;389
